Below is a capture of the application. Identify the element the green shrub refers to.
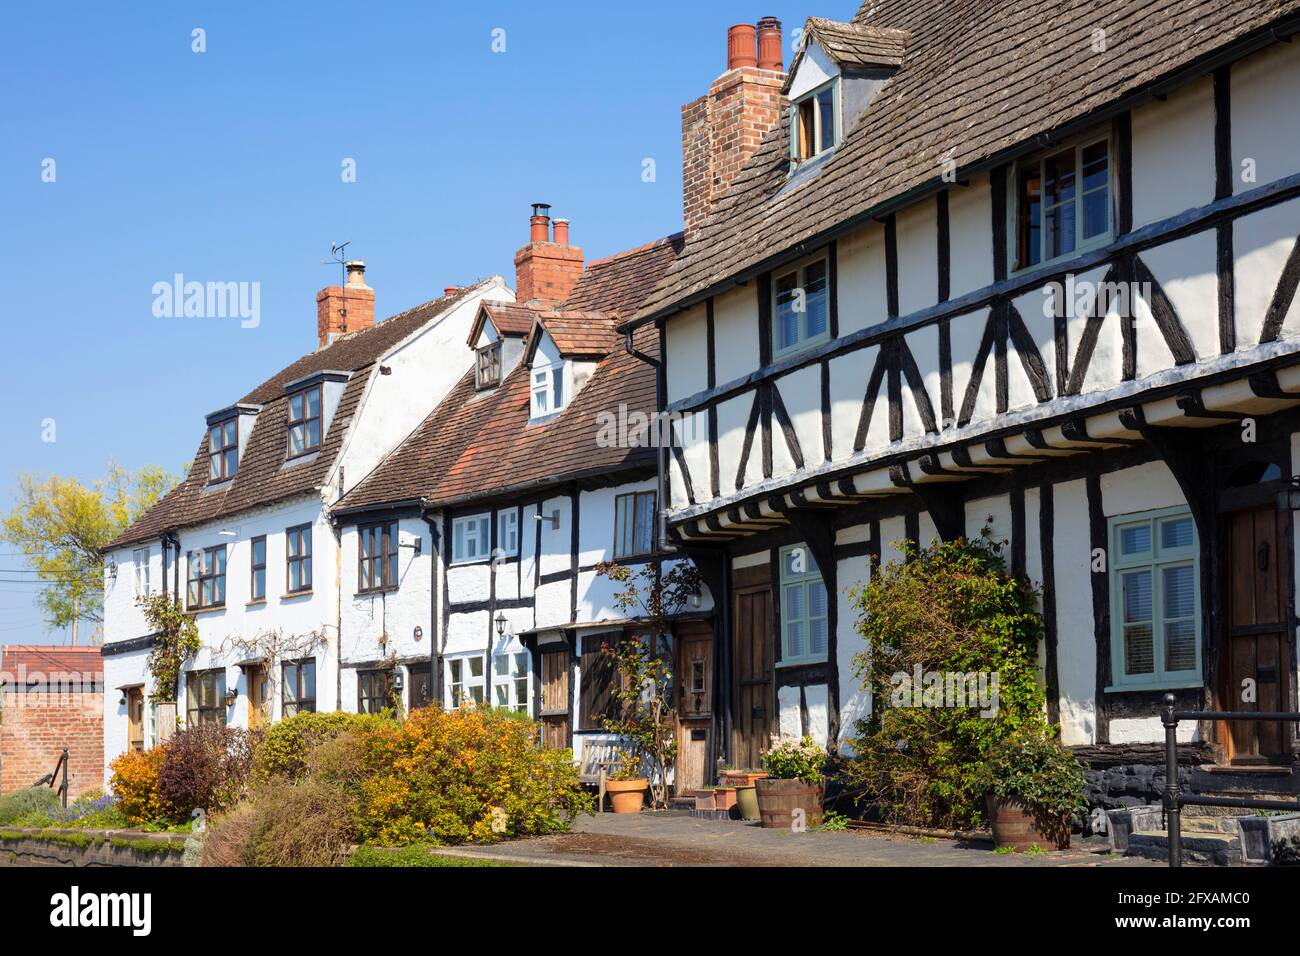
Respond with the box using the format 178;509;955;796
251;711;390;783
156;724;255;820
842;533;1049;829
348;845;505;867
973;726;1088;817
199;778;358;868
0;787;60;825
353;705;593;846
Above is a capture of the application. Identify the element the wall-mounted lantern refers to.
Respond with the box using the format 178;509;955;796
1277;476;1300;511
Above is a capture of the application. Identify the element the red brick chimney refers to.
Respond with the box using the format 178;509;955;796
317;260;375;349
681;18;786;234
514;203;584;306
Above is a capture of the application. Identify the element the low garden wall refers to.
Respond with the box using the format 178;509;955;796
0;828;187;867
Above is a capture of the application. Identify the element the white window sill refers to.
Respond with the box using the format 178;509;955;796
776;656;828;669
1104;678;1203;694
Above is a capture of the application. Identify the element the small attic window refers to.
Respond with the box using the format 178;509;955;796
530;363;566;419
791;79;839;163
208;418;238;483
287;385;322;459
476;342;502;390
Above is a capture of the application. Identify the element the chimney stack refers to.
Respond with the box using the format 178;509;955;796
317;259;375;350
514;204;584;306
681;18;786;234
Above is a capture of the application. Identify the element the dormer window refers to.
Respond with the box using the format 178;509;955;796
791;79;839;163
208;419;238;482
476;341;502;390
530;364;565;418
287;386;322;459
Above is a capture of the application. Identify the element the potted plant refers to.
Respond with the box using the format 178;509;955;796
605;756;649;814
719;767;767;788
755;736;827;829
974;727;1087;851
693;787;717;812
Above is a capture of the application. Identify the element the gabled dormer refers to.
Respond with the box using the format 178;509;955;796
466;301;534;391
523;312;615;422
283;370;350;465
203;403;260;486
783;17;909;167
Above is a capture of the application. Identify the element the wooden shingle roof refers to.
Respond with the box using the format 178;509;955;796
629;0;1300;326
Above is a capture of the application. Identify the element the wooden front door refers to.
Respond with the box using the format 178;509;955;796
732;586;773;771
675;621;714;795
538;646;571;749
1222;505;1294;763
247;666;270;730
126;687;145;752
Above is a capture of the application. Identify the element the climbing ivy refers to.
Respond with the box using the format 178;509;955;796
139;593;201;704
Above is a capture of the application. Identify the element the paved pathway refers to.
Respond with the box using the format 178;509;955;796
432;811;1158;867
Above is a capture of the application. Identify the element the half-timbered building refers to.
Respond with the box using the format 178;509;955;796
622;2;1300;803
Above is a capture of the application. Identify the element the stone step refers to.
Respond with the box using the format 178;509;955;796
1126;831;1243;866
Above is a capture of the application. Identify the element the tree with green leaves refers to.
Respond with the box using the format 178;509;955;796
0;463;178;643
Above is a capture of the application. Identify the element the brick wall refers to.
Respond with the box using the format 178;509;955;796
681;66;785;233
514;242;584;305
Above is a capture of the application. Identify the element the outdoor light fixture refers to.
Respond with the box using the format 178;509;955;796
1278;476;1300;511
393;669;405;693
399;535;422;556
534;509;560;530
495;611;508;637
224;685;238;708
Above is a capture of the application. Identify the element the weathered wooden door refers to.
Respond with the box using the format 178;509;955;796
246;666;270;730
675;621;713;795
538;646;571;749
126;687;145;752
1223;505;1294;763
732;587;773;770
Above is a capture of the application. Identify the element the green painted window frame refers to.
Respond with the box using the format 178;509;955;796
778;543;829;666
1107;505;1202;692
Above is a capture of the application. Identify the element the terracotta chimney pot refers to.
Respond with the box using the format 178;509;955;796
727;24;758;70
757;17;783;71
552;218;570;246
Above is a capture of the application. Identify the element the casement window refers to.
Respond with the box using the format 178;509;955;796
185;669;227;726
790;78;839;163
357;669;394;714
496;509;519;558
1108;508;1201;690
452;512;492;564
773;256;830;357
285;524;313;594
186;546;227;610
208;418;238;482
530;364;565;418
287;386;323;459
579;634;619;731
281;658;316;716
1012;135;1112;272
446;654;486;707
613;491;656;559
249;536;267;602
476;341;502;390
132;547;151;598
493;651;531;714
358;522;398;592
779;544;828;665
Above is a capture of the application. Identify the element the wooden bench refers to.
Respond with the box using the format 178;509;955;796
578;738;634;812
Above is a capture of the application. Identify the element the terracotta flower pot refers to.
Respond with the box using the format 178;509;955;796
606;778;648;814
694;789;716;812
754;777;824;829
720;770;768;788
713;786;738;812
986;795;1071;851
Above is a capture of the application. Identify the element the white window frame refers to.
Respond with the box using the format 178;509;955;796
492;650;532;714
772;253;831;359
529;361;567;419
789;77;840;164
132;547;151;598
496;508;520;558
445;653;486;708
1107;506;1202;691
1009;132;1114;274
778;543;829;666
451;512;492;564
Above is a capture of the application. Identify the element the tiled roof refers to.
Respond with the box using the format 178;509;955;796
788;16;909;80
477;301;537;339
533;312;619;357
338;233;684;512
630;0;1300;324
106;280;499;550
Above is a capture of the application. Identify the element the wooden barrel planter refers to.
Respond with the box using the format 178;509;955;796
986;796;1070;850
755;777;824;829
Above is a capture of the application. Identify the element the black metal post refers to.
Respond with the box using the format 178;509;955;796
59;748;68;809
1161;693;1181;867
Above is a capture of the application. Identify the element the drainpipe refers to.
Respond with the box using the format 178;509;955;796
421;509;442;706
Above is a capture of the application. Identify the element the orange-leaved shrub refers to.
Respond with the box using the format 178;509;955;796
109;747;172;825
353;705;593;846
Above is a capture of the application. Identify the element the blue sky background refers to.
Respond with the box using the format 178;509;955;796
0;1;820;643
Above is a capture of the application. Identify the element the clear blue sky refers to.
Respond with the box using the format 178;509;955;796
0;1;820;642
